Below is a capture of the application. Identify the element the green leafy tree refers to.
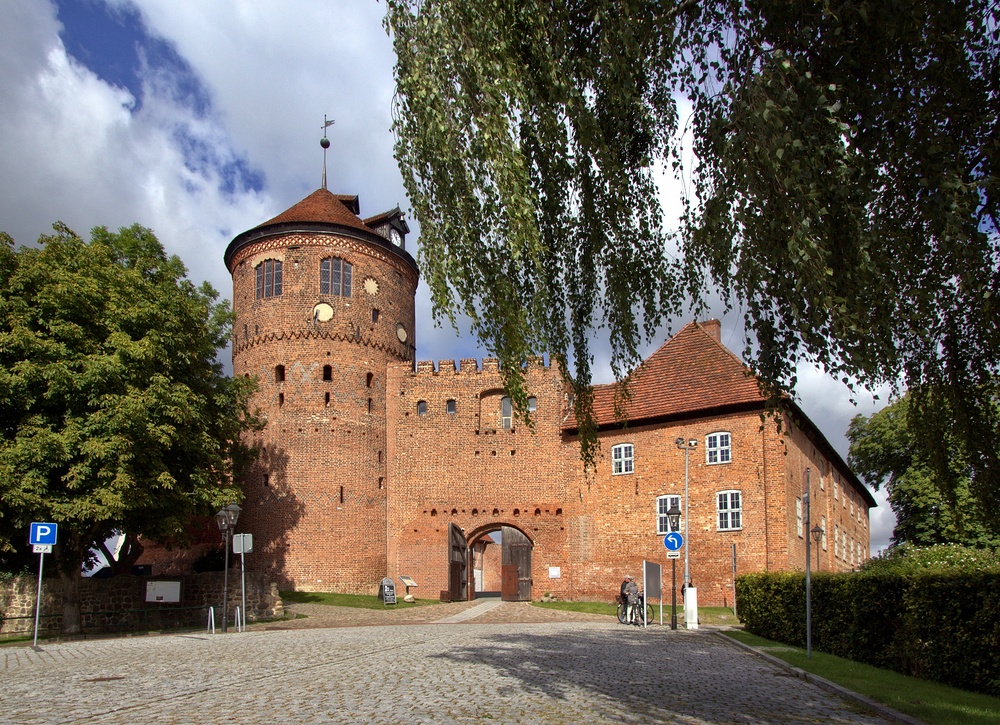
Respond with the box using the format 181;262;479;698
385;0;1000;525
848;394;998;547
0;224;258;634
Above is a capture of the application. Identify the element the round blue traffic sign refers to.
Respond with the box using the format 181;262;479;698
663;532;684;551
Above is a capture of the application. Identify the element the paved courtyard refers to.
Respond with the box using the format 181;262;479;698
1;603;896;725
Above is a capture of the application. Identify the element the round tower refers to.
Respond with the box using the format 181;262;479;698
225;188;417;592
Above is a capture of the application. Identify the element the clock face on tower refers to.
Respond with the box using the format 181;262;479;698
389;228;402;247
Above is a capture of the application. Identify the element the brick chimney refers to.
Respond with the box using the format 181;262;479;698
700;319;722;342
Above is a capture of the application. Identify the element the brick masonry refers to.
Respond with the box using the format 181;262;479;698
224;189;873;607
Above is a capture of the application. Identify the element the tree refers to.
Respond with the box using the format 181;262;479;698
848;394;998;547
0;224;258;633
384;0;1000;526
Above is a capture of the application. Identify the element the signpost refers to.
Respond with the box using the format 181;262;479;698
233;533;253;631
664;530;683;630
29;523;58;647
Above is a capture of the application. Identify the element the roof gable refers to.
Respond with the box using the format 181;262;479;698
587;321;765;427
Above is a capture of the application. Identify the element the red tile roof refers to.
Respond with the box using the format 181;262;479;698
586;321;766;428
254;188;371;235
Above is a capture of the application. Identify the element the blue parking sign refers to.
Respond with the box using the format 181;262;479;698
29;522;58;546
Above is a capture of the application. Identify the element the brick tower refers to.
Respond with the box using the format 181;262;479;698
225;188;417;592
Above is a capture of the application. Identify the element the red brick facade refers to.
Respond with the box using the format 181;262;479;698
225;189;875;606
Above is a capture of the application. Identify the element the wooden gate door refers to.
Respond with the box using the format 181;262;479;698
448;523;468;602
501;526;532;601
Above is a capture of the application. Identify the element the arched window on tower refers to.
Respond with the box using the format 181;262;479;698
320;257;352;297
255;259;283;299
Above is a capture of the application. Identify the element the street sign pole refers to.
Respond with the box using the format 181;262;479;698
29;522;58;647
33;549;45;647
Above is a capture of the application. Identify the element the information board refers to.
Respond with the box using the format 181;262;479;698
381;577;397;605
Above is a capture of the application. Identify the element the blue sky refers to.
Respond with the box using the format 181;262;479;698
0;0;893;551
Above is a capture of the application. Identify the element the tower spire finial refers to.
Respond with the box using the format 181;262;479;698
320;115;335;190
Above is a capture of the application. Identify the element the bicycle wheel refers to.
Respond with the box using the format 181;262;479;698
617;602;627;624
645;603;654;624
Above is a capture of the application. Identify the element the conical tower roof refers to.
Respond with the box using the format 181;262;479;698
225;188;416;273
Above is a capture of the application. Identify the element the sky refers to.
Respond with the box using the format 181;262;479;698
0;0;894;552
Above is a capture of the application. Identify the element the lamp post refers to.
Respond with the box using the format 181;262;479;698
804;469;813;659
811;524;823;570
215;503;241;633
674;438;698;589
667;501;682;630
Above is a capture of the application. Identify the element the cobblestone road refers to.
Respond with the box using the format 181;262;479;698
1;604;895;725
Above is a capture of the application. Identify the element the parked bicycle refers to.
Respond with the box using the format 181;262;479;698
616;593;653;625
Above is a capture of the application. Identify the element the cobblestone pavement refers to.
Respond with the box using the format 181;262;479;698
1;604;895;725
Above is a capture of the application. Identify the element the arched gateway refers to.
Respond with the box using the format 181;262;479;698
455;524;533;602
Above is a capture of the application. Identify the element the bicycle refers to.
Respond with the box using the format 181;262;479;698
616;594;653;625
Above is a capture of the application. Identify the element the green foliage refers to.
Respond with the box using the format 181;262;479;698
862;543;1000;574
0;223;259;607
737;568;1000;696
385;0;1000;517
849;395;1000;547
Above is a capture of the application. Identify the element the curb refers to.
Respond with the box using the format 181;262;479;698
713;632;926;725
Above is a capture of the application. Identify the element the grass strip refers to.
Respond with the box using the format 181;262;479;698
279;590;433;609
724;631;1000;725
531;600;740;627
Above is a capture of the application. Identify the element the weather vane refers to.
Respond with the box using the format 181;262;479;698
321;115;335;190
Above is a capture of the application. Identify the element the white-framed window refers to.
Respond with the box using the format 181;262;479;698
834;480;840;500
717;490;742;531
527;396;537;412
821;516;827;550
656;495;682;535
850;494;855;518
611;443;634;475
796;497;803;538
500;396;512;429
706;432;732;464
857;540;863;563
835;525;841;559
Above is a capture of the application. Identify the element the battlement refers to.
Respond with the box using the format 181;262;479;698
411;355;549;375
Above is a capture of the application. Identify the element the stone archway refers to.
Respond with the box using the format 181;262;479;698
466;524;533;602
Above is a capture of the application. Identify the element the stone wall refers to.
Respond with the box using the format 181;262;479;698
0;571;283;637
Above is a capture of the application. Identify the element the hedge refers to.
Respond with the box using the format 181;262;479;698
736;570;1000;696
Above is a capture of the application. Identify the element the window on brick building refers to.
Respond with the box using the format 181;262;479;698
255;259;282;299
501;396;513;429
821;516;827;550
717;490;742;531
446;399;456;414
796;497;803;538
611;443;634;475
706;432;731;464
417;400;427;416
656;494;681;535
323;365;332;381
527;396;537;413
320;257;352;296
275;365;285;383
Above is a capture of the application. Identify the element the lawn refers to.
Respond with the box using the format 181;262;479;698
279;590;434;609
724;631;1000;725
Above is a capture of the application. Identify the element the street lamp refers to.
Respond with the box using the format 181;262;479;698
674;438;697;589
675;437;698;630
666;501;682;630
215;503;241;633
811;524;823;570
